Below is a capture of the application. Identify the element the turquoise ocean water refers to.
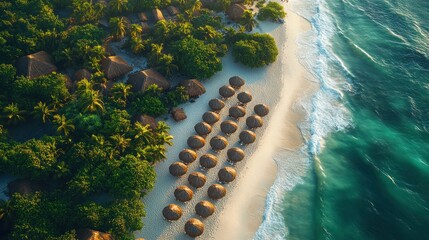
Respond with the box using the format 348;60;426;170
255;0;429;239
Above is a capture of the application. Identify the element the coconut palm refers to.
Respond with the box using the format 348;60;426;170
110;82;132;106
156;54;178;77
156;132;173;146
110;133;131;153
241;10;258;32
155;121;170;134
138;145;167;163
33;101;55;123
149;43;164;66
109;0;128;15
109;17;128;40
53;114;75;137
76;79;104;112
3;103;25;125
129;24;142;39
134;121;153;144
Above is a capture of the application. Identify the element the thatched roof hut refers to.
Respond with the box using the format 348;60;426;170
208;98;225;112
229;76;245;89
179;149;197;164
202;111;220;125
199;154;218;169
220;120;238;135
153;8;164;22
7;179;40;196
133;114;157;129
187;135;206;150
195;201;215;218
219;85;235;99
179;79;206;98
174;186;193;202
229;105;246;119
74;68;91;82
169;162;188;177
162;204;183;221
76;228;113;240
226;3;247;21
188;172;207;188
101;56;132;80
16;51;57;79
237;91;253;104
210;135;228;151
138;12;148;22
127;68;170;92
208;184;226;200
185;218;204;238
239;130;256;145
227;147;245;164
246;115;264;129
218;167;237;183
171;108;187;122
167;6;180;16
254;103;270;117
194;122;212;136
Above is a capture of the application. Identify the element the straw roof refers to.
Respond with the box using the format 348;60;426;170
209;98;225;112
174;185;193;202
208;184;226;200
138;12;148;22
128;68;170;92
237;91;253;104
179;79;206;98
74;68;91;82
167;6;180;16
254;103;270;117
195;201;215;218
229;105;246;119
185;218;204;238
76;228;113;240
210;135;228;151
229;76;245;89
187;135;206;150
171;108;187;122
199;154;218;169
246;115;264;129
219;85;235;98
226;3;247;21
188;172;207;188
194;122;212;136
162;204;183;221
218;167;237;183
179;149;197;164
202;111;220;125
153;8;164;21
7;179;41;196
101;56;132;80
17;51;57;79
239;130;257;144
133;114;157;129
227;147;245;163
220;120;238;135
169;162;188;177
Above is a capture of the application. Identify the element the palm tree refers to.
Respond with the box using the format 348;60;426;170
76;79;104;113
109;17;128;41
33;101;55;123
156;54;178;77
53;114;75;137
108;0;128;15
110;134;131;153
149;43;164;66
129;24;142;39
155;121;170;134
137;145;167;163
134;122;153;144
156;132;173;146
2;103;25;125
110;83;132;106
240;10;258;32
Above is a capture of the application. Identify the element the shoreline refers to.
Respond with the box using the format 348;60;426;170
135;1;314;239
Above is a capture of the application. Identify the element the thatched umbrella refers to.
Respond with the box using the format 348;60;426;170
187;135;206;150
254;104;270;117
246;115;264;129
229;105;246;119
208;184;226;200
239;130;256;145
153;8;164;22
169;162;188;177
179;149;197;164
202;111;220;125
208;98;225;112
219;85;235;99
162;204;183;221
210;135;228;151
194;122;212;136
199;154;218;169
185;218;204;238
237;91;253;104
227;147;245;164
174;186;193;202
195;201;215;218
218;167;237;183
220;120;238;135
229;76;245;89
171;108;187;122
188;172;207;188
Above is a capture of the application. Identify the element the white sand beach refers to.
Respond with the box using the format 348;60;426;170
135;1;313;239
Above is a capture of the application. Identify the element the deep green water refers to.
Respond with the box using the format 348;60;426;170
256;0;429;239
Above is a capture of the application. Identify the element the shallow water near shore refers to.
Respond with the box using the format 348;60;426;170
256;0;429;239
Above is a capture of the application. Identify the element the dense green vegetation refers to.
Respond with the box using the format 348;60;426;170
257;2;286;21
